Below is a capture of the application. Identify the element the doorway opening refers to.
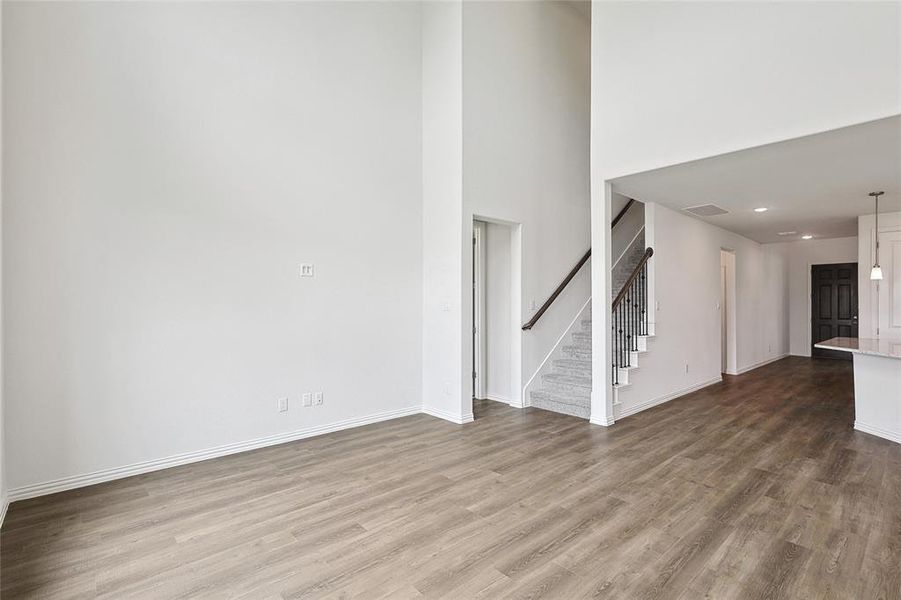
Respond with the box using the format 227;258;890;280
810;263;858;360
472;222;486;400
720;249;737;375
472;218;521;409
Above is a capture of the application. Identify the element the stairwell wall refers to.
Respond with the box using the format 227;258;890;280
611;196;644;271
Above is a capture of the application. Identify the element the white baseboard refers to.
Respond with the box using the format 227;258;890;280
855;421;901;444
614;376;722;420
483;393;524;409
8;406;422;502
482;394;511;404
734;353;789;375
589;414;614;426
0;494;8;529
422;405;474;425
589;390;614;426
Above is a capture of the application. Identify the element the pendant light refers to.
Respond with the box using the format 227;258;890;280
869;191;884;280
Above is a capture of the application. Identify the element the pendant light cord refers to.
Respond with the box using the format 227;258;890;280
870;191;883;269
875;195;879;266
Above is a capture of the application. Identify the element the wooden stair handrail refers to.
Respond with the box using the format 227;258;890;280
521;198;638;331
612;247;654;310
522;250;591;330
610;198;635;229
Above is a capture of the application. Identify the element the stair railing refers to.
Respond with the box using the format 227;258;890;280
611;247;653;385
522;198;636;331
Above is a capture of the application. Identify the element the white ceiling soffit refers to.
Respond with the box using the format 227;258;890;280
610;115;901;244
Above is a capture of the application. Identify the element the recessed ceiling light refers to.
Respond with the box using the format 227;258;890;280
801;234;813;240
754;207;768;213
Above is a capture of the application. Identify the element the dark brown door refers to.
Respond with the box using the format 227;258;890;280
811;263;858;360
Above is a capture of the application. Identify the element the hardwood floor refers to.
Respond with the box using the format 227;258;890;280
1;357;899;599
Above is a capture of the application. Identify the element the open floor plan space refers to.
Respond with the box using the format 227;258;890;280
2;357;898;599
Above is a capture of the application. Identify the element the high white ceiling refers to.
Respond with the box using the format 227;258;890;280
611;115;901;244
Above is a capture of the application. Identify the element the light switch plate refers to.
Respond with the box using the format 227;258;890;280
313;392;323;406
300;263;315;278
277;397;288;413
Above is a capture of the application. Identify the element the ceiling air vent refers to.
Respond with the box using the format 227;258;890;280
684;204;729;217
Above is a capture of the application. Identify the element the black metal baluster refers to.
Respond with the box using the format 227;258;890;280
632;280;637;351
642;264;647;335
619;305;624;379
626;286;632;360
626;289;632;368
638;273;643;338
641;268;645;335
614;306;619;385
624;297;629;367
623;296;629;367
639;266;644;336
643;264;648;334
617;305;621;374
613;307;618;385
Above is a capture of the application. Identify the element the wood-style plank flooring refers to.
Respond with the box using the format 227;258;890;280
2;357;899;599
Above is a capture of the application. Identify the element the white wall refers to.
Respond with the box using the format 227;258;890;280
593;1;900;179
463;1;590;402
859;211;901;340
769;237;859;356
485;223;511;402
421;1;470;424
3;2;424;493
0;0;6;522
617;203;789;417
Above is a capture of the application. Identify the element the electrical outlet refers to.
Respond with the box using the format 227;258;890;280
300;263;315;278
302;393;312;407
277;397;288;413
313;392;323;406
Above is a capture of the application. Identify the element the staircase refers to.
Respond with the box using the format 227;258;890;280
611;247;653;390
530;310;592;418
523;197;653;420
528;246;654;419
